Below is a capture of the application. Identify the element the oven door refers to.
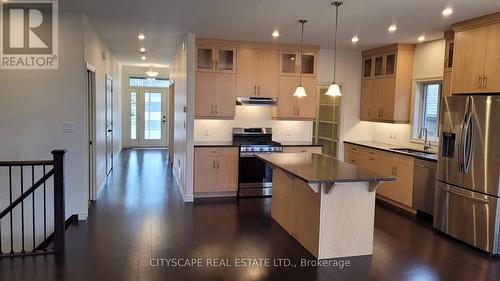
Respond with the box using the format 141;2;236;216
238;153;273;197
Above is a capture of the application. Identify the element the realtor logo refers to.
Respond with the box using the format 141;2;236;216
1;0;58;69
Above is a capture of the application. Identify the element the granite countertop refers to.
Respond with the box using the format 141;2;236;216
193;141;238;147
194;141;321;147
344;141;438;162
256;153;395;184
279;141;322;147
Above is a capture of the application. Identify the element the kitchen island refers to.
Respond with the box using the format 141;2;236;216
257;153;395;259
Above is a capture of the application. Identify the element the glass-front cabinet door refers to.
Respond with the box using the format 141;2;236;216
301;53;316;76
216;47;236;72
363;57;373;79
197;46;215;71
374;55;384;77
385;53;396;76
280;52;298;75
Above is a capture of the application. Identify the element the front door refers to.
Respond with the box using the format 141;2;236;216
105;75;113;175
129;88;168;147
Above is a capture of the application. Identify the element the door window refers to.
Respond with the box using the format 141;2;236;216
144;92;162;140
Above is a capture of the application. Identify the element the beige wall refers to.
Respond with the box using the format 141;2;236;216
317;49;373;160
170;33;195;202
0;13;90;223
371;39;445;148
83;15;122;199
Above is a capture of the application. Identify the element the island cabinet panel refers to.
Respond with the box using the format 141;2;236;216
271;169;294;232
344;143;415;210
283;146;322;154
194;147;238;196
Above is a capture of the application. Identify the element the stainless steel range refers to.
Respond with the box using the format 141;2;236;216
233;128;282;197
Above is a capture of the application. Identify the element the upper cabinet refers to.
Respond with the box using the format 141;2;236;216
280;51;317;77
196;45;236;73
442;31;455;97
360;44;415;123
236;48;279;97
451;13;500;94
195;38;319;120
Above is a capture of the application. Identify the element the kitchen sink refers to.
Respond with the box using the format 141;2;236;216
389;148;436;155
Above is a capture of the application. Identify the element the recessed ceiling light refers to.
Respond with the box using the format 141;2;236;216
418;35;425;42
388;24;397;33
140;47;146;53
442;8;453;16
138;33;145;40
141;55;146;60
272;30;280;38
351;36;359;43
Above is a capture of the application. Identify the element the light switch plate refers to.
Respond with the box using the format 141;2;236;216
63;122;74;133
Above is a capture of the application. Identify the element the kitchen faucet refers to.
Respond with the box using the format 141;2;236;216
418;127;432;150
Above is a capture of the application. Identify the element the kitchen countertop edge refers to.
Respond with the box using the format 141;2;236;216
344;141;438;162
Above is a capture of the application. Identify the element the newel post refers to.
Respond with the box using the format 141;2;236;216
52;149;66;255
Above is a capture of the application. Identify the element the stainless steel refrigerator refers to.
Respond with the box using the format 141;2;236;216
434;95;500;255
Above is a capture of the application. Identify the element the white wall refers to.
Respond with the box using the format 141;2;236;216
170;34;195;202
83;16;122;200
371;39;445;148
317;49;373;160
194;107;313;142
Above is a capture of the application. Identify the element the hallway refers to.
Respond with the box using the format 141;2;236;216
1;149;499;281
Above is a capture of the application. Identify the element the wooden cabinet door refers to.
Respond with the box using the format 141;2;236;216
297;77;317;119
194;156;217;193
375;159;395;199
215;156;238;192
391;163;413;207
381;77;396;121
452;27;488;94
442;71;452;97
371;79;384;120
257;49;279;97
360;79;373;120
236;48;259;97
483;23;500;93
195;72;216;117
215;73;236;118
277;76;299;118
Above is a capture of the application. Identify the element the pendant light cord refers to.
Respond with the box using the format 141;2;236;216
333;2;340;83
298;20;307;87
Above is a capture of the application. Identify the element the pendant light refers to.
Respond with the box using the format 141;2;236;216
326;1;343;97
293;19;308;97
145;65;159;78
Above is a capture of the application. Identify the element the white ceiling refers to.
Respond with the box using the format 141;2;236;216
62;0;500;67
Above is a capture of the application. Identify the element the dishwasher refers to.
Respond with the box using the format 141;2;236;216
412;159;437;216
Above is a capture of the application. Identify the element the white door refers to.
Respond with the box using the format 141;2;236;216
105;75;113;175
129;88;168;147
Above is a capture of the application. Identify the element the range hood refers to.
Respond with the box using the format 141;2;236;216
236;97;278;106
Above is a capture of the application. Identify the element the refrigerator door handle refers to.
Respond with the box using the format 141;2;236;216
463;112;473;173
438;184;489;204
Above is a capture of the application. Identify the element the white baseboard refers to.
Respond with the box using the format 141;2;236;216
183;194;194;202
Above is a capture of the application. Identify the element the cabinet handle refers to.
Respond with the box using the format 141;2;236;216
217;160;220;169
369;157;375;161
215;60;219;70
211;104;214;115
212;60;216;70
394;166;398;176
215;104;218;115
483;76;487;90
254;85;257;96
213;160;216;169
297;106;300;116
478;76;483;90
258;86;261;96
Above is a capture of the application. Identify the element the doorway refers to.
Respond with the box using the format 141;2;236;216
128;87;169;147
105;75;113;175
86;64;97;203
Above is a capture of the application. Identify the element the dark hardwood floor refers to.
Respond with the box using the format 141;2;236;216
1;149;498;281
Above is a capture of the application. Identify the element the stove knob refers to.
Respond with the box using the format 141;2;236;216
263;147;269;152
251;147;256;152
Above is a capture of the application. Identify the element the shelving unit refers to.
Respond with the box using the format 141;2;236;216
313;84;342;158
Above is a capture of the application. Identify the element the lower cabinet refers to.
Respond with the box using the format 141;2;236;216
283;146;322;154
194;147;239;195
344;143;414;209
